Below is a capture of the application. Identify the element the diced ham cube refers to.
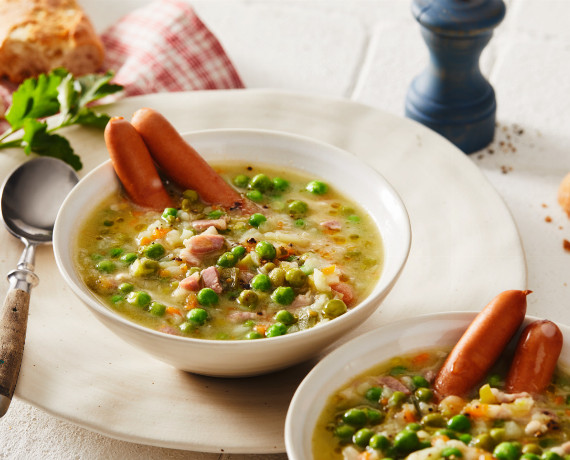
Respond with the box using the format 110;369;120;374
201;266;223;294
184;233;225;254
179;272;201;291
331;281;355;306
192;219;228;231
320;220;341;231
377;376;412;394
228;311;259;322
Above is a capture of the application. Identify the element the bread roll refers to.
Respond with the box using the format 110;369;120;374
0;0;104;83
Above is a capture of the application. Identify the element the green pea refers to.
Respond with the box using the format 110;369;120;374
269;268;286;287
91;253;104;262
306;180;328;195
231;245;246;258
448;414;471;432
197;288;218;306
162;208;178;222
243;319;255;328
521;455;541;460
110;294;123;304
126;291;151;308
238;290;258;307
272;177;289;191
288;200;308;218
353;428;374;448
179;322;194;333
493;442;521;460
343;408;367;427
347;214;361;223
255;241;276;260
393;430;419;453
266;322;287;337
249;174;273;192
233;174;250;188
542;453;564;460
217;252;238;268
412;375;429;388
119;283;135;294
149;301;166;316
322;299;347;318
365;408;385;425
206;210;223;219
187;308;208;325
421;413;445;428
471;434;493;451
389;366;407;376
182;189;199;201
388;391;407;407
441;447;463;458
274;310;295;325
523;445;543;455
120;252;137;264
109;248;124;258
246;190;263;202
459;434;472;445
248;213;267;228
415;387;433;402
365;386;382;402
251;274;271;292
406;423;421;432
334;424;355;441
285;268;307;287
245;331;263;340
435;429;458;440
96;260;115;273
294;219;305;228
130;258;159;276
144;243;165;259
487;373;502;387
369;434;390;451
271;286;295;305
490;428;506;443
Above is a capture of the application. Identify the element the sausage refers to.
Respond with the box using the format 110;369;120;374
433;290;531;398
104;117;174;211
130;108;252;212
505;320;563;394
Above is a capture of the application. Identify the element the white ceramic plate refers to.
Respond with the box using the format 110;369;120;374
0;90;526;454
285;312;569;460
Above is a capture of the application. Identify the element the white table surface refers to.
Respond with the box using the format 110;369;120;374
2;0;570;459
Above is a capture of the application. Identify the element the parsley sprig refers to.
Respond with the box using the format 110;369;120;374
0;68;123;170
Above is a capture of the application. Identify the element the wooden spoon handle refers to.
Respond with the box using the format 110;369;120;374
0;288;30;416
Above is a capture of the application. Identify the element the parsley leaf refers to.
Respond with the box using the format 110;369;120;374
0;68;123;170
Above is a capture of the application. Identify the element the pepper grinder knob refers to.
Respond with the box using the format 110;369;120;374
405;0;506;154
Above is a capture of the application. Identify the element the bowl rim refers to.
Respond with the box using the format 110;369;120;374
283;311;570;459
53;127;412;348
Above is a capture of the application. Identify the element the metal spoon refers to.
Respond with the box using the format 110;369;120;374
0;157;78;417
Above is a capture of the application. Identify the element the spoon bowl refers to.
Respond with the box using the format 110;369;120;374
0;157;78;416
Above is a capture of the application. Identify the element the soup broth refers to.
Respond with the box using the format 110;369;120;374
75;162;383;340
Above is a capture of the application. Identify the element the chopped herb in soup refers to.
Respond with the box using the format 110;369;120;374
313;350;570;460
75;163;383;340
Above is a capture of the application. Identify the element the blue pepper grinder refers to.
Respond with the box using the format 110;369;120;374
405;0;506;154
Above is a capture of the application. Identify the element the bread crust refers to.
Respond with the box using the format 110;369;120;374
0;0;104;83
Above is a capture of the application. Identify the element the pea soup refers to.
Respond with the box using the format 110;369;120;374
313;349;570;460
75;163;383;340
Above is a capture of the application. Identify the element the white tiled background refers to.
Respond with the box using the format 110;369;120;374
2;1;570;458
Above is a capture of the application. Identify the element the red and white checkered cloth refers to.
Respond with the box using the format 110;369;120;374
101;0;244;96
0;0;243;120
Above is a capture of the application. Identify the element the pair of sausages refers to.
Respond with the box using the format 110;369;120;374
104;108;249;212
434;290;563;398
